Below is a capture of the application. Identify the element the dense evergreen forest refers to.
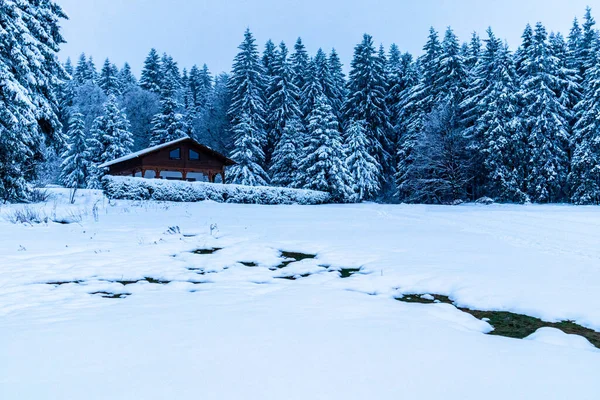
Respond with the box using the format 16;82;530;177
3;2;600;204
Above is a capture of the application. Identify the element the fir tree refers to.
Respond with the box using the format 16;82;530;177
228;112;269;186
300;59;324;119
99;58;121;96
569;49;600;204
150;54;188;145
140;48;162;94
88;95;133;187
478;42;528;202
520;23;570;202
266;42;302;165
227;29;269;184
464;32;482;71
189;64;213;111
290;38;310;97
60;112;90;200
119;63;137;91
580;7;597;79
297;95;353;201
0;0;67;201
343;34;393;184
397;28;444;201
74;53;97;84
327;49;348;120
345;119;381;201
270;117;303;187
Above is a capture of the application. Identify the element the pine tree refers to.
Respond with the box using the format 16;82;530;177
0;0;67;201
300;59;324;119
189;64;213;112
345;119;381;201
569;49;600;204
290;38;310;97
195;73;233;155
227;29;269;184
150;95;188;145
60;112;90;197
327;48;348;121
228;112;269;186
520;23;570;202
436;27;469;106
89;95;133;163
396;28;443;201
99;58;121;96
140;48;162;94
314;48;336;112
464;32;482;71
150;54;188;145
88;95;133;187
580;7;597;79
343;34;393;184
297;95;353;201
478;41;528;202
119;63;137;91
270;117;303;187
567;18;584;77
266;42;302;165
262;39;278;82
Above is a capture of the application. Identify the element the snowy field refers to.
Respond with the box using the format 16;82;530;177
1;189;600;399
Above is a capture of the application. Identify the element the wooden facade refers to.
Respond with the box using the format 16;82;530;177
100;137;236;183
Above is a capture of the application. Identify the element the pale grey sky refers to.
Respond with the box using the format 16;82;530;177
57;0;593;76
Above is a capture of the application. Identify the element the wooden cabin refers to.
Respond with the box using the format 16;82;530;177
99;137;236;183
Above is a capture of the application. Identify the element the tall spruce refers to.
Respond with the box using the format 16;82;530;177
297;95;353;201
345;119;381;201
290;38;310;98
266;42;302;169
60;112;90;197
569;48;600;204
140;48;162;94
0;0;67;201
227;29;269;185
519;23;570;202
270;117;304;187
327;49;347;121
343;34;393;186
99;58;121;96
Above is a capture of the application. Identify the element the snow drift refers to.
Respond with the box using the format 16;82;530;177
102;176;331;205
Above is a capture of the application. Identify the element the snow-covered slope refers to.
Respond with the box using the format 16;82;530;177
1;189;599;399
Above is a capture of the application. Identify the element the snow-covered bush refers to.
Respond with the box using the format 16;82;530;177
102;176;331;205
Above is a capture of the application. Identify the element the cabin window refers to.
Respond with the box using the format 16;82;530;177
189;149;200;160
169;148;181;160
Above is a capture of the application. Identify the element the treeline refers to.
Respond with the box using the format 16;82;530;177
3;2;600;205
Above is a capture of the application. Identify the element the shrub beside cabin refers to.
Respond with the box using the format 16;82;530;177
99;137;236;183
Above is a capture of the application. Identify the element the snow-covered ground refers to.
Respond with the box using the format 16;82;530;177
1;189;599;399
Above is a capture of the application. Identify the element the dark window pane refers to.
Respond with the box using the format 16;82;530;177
189;149;200;160
169;148;181;160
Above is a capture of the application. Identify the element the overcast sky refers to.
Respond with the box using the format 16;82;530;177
56;0;593;76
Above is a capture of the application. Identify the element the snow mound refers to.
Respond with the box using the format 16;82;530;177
524;327;597;351
102;176;331;205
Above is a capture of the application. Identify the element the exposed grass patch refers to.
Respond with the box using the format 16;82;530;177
192;248;222;255
46;280;85;286
396;293;600;348
90;291;130;299
339;267;362;278
240;261;258;267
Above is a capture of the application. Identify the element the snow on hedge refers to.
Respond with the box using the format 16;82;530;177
102;176;331;205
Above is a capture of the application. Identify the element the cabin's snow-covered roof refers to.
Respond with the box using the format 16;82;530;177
98;137;234;168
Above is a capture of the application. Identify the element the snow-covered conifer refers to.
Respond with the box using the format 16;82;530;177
345;119;381;201
140;48;162;94
60;112;90;198
297;96;353;201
